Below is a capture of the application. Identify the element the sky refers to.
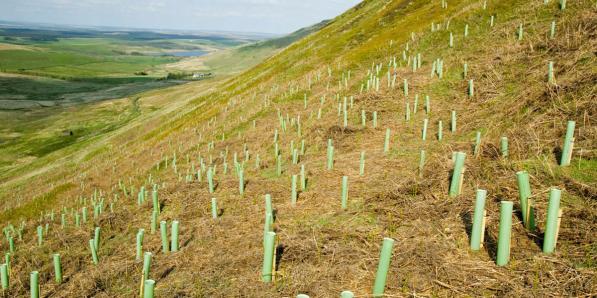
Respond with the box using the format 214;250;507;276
0;0;362;35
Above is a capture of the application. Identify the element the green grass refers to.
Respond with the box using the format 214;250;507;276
0;182;74;223
0;48;178;78
0;96;140;176
0;37;185;112
0;30;281;108
567;158;597;185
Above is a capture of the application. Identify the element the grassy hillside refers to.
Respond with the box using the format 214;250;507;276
0;22;326;184
0;28;259;106
0;32;227;80
201;21;331;75
0;0;595;297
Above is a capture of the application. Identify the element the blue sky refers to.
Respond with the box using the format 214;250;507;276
0;0;362;34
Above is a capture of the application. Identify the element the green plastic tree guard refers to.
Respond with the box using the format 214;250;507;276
265;194;273;216
468;79;474;97
293;149;299;164
0;264;7;289
93;227;101;251
239;168;244;195
517;24;523;40
372;237;395;297
361;110;366;127
263;211;273;248
438;121;443;141
82;207;88;223
422;119;428;141
405;102;410;121
143;252;152;280
449;32;454;47
548;61;555;84
211;198;218;219
550;21;556;39
425;95;430;114
171;220;179;252
7;237;14;253
560;120;575;166
37;226;43;246
384;128;391;153
160;221;169;253
496;201;514;266
152;190;160;214
419;150;426;177
341;291;354;298
5;253;10;274
500;137;508;157
449;152;466;197
341;176;349;210
136;229;145;261
474;131;482;156
414;94;419;113
262;231;276;282
451;111;456;132
403;79;408;97
207;167;214;193
297;295;309;298
470;189;487;251
360;151;365;176
89;239;99;265
543;188;562;254
30;271;39;298
143;279;155;298
53;253;62;284
373;111;378;128
516;171;532;229
327;146;334;170
560;0;566;10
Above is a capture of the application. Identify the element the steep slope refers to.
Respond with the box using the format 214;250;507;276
202;20;330;75
0;0;595;297
242;20;330;50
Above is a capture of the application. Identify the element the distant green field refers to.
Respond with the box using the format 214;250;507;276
0;25;317;105
0;45;178;79
0;30;248;105
0;27;259;80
